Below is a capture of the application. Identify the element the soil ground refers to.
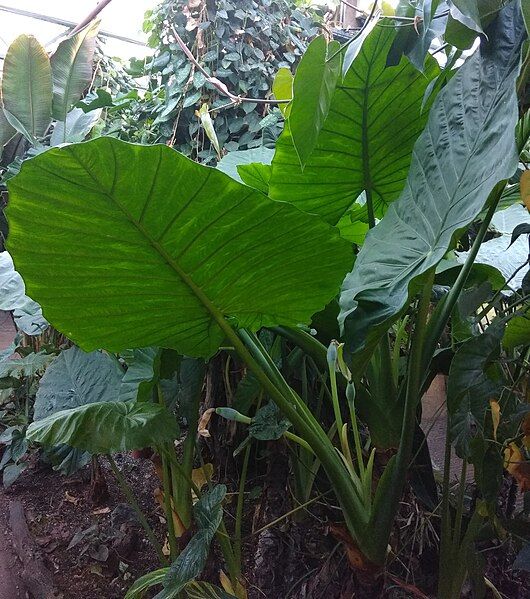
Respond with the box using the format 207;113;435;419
0;312;528;598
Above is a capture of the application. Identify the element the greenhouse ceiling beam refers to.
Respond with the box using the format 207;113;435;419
0;3;146;46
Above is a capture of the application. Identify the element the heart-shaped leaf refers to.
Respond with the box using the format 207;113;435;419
27;399;178;454
33;346;123;420
7;138;351;358
339;5;525;359
268;26;437;224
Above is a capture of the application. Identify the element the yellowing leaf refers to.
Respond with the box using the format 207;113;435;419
192;463;214;502
504;443;530;492
521;170;530;211
219;570;247;599
198;103;221;158
490;400;501;441
154;487;187;537
272;67;293;116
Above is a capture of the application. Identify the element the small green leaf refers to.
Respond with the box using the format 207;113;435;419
3;462;26;488
249;402;290;441
503;310;530;349
119;347;161;403
447;323;505;458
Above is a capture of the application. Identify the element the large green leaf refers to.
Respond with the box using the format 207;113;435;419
26;399;178;454
268;26;438;224
7;138;351;358
288;35;341;168
33;346;123;420
1;35;52;141
51;21;99;123
158;485;226;598
339;5;525;359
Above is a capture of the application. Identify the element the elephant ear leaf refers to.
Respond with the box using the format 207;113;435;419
51;20;100;123
7;138;351;358
33;346;123;420
339;4;525;362
268;25;437;224
26;400;178;454
1;35;52;142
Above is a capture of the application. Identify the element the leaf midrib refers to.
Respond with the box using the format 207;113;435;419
66;144;234;342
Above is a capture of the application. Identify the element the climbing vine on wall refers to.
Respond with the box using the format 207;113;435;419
105;0;325;161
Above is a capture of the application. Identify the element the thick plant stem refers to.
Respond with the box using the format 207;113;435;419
107;455;166;565
164;261;373;559
271;326;328;373
170;364;203;531
369;268;435;563
159;446;179;560
234;443;251;567
232;330;374;558
423;183;505;369
438;415;454;599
